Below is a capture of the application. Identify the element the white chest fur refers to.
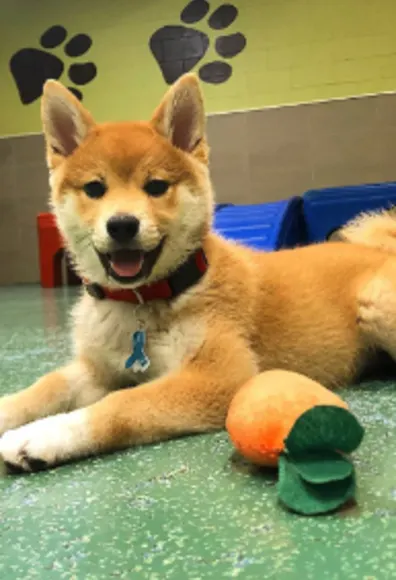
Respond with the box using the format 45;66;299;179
71;294;205;388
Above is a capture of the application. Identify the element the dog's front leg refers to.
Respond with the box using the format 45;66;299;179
0;333;257;472
0;359;108;437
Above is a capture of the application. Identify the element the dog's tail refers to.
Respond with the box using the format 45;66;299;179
337;208;396;254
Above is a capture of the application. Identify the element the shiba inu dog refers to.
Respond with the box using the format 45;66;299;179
0;73;395;473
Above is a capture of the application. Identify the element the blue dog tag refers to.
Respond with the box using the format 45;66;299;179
125;331;150;373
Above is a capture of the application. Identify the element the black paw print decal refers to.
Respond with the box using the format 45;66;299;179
149;0;246;85
9;25;97;105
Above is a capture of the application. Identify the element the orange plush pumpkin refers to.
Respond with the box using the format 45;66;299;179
226;369;348;467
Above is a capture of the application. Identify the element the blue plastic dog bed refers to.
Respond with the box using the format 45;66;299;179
214;198;305;251
303;182;396;242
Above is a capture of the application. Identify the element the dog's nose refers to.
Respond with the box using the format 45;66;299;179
106;215;140;244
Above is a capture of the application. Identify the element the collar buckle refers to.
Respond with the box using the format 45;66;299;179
133;289;144;304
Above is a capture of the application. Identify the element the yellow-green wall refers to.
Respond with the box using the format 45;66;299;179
2;0;396;136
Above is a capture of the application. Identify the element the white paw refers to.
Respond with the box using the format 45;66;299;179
0;410;88;473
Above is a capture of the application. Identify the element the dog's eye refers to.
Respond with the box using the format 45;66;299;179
83;180;107;199
144;179;170;197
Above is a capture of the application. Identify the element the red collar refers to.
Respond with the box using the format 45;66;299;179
85;248;208;304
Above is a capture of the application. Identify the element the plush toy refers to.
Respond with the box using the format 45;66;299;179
226;370;365;515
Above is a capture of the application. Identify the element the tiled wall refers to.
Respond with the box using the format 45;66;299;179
0;134;48;285
3;0;396;136
1;92;396;285
207;92;396;204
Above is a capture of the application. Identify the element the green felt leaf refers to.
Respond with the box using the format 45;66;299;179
277;455;356;515
285;405;364;455
288;450;353;484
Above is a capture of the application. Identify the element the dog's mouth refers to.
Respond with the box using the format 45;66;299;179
97;239;165;284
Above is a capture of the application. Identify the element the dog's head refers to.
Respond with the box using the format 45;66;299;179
41;74;214;287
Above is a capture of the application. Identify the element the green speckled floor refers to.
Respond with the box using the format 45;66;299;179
1;287;396;579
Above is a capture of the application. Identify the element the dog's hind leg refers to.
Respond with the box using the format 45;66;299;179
357;258;396;361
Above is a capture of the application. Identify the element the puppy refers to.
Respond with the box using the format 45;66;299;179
0;73;395;472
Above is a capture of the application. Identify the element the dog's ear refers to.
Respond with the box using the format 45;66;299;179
41;81;95;168
151;73;208;163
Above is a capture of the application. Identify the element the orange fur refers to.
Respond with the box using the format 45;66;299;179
0;73;395;472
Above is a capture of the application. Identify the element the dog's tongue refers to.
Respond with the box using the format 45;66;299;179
109;250;144;278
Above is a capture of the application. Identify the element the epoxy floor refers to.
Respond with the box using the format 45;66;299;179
1;286;396;579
